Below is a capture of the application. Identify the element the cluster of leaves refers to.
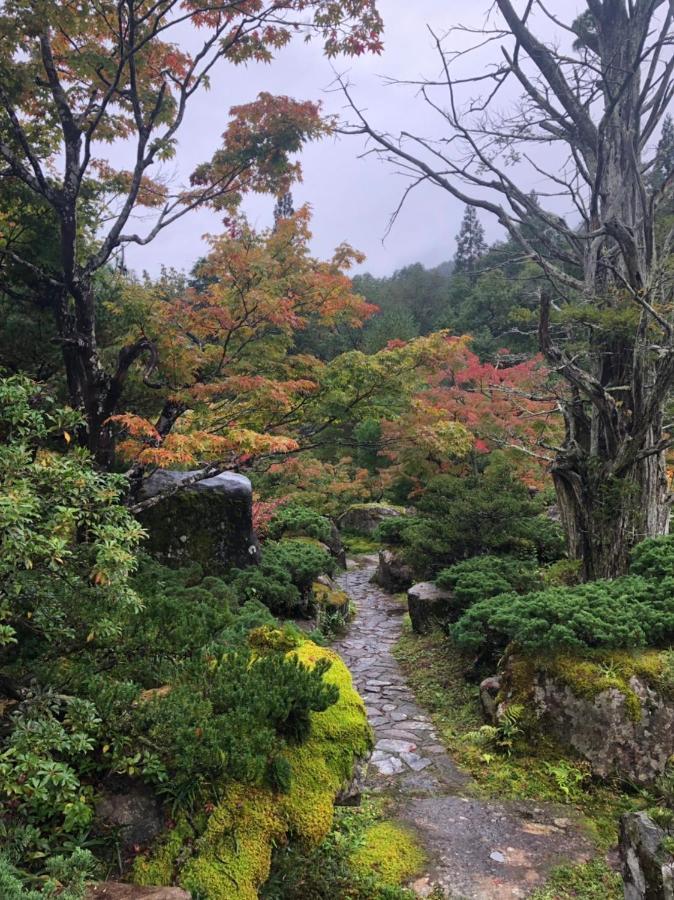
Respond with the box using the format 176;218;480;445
231;538;335;616
452;537;674;661
435;556;541;615
133;643;338;806
376;455;563;577
267;504;333;543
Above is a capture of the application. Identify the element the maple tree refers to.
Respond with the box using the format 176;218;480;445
0;0;383;464
108;208;378;487
371;336;558;493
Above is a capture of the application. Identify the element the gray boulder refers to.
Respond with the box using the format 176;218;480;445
95;781;163;851
136;470;258;573
373;549;414;593
407;582;454;634
479;675;502;724
620;811;674;899
338;503;403;536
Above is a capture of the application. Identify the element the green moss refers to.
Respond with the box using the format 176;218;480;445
524;649;672;725
351;821;426;887
341;533;381;554
135;640;372;900
529;859;622;900
133;818;194;886
313;581;350;609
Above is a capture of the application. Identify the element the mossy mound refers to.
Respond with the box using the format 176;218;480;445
351;821;426;887
133;640;372;899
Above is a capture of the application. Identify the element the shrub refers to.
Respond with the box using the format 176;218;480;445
388;456;564;575
436;556;541;612
132;646;339;808
630;534;674;579
452;574;674;660
231;539;335;617
268;505;332;543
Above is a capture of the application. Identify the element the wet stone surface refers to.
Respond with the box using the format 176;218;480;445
334;557;597;899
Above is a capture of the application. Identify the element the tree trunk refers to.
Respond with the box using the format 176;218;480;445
553;446;670;581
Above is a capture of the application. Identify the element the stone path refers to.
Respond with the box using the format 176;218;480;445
334;556;596;900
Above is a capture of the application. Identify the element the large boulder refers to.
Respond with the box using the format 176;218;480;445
620;811;674;899
338;503;403;536
373;549;414;593
498;656;674;785
407;582;454;634
136;470;258;573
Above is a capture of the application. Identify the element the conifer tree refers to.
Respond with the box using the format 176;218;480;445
454;206;487;281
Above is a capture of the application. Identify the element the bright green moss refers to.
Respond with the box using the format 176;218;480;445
351;821;426;887
133;818;194;886
531;649;672;724
135;640;372;900
313;581;350;609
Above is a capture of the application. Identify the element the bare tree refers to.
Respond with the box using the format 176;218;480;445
340;0;674;579
0;0;382;464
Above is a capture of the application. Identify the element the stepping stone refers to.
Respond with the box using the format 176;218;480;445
373;755;406;775
375;738;417;753
400;751;433;772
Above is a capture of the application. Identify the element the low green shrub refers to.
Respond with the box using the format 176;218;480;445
436;556;541;612
133;647;339;808
630;534;674;579
231;539;335;616
376;456;564;576
267;505;332;543
452;574;674;659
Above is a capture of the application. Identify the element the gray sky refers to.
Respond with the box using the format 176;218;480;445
123;1;513;279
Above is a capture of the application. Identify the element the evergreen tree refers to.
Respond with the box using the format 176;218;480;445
273;192;296;228
453;206;487;280
652;115;674;191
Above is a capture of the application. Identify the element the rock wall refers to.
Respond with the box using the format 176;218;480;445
136;470;258;574
620;811;674;899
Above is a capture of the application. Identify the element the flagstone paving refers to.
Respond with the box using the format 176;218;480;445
334;556;599;899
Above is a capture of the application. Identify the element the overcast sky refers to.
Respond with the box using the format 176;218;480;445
122;1;582;279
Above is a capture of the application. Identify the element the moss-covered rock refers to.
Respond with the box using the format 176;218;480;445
498;650;674;784
136;471;258;574
338;503;405;536
133;640;372;899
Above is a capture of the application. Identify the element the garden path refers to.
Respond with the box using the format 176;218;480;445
334;556;595;900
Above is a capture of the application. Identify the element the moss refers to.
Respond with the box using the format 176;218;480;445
529;859;622;900
313;581;350;609
351;821;426;887
527;649;672;725
133;818;194;886
341;533;380;554
136;639;371;900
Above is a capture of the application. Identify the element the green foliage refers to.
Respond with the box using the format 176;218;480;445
452;573;674;659
262;801;419;900
0;375;144;654
0;850;97;900
382;457;563;575
630;534;674;579
267;505;332;543
133;648;339;809
436;556;541;612
529;859;621;900
231;539;335;616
